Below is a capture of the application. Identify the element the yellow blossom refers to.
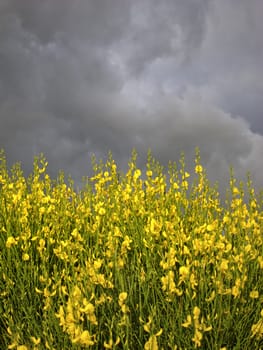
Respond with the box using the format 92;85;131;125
233;187;240;195
146;170;153;177
94;259;103;270
118;292;128;305
206;223;215;231
144;330;162;350
144;335;158;350
181;180;188;189
6;236;17;248
22;253;30;261
251;319;263;340
30;337;41;345
195;164;203;174
193;306;201;321
143;316;153;333
179;266;190;281
231;286;240;298
249;290;259;299
192;329;203;348
104;337;120;349
134;169;141;180
80;300;95;314
182;315;192;328
72;330;96;346
121;304;130;313
219;259;229;272
173;182;179;189
98;207;106;215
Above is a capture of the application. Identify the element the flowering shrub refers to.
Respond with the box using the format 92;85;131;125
1;149;263;349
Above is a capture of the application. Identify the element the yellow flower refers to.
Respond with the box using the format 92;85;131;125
192;329;203;348
195;164;203;174
6;236;17;248
104;337;120;349
251;319;263;339
193;306;201;321
182;315;192;328
143;316;153;333
72;330;95;346
232;187;240;195
61;285;68;295
219;259;228;272
245;244;252;253
80;300;95;314
118;292;128;305
190;273;198;290
55;305;66;327
22;253;30;261
117;258;124;268
250;290;259;299
121;235;133;254
118;292;129;313
144;335;158;350
223;215;231;224
181;180;188;189
121;304;130;313
173;182;179;189
72;286;82;300
39;206;45;215
80;300;98;325
231;286;240;298
98;207;106;215
30;337;41;345
183;245;190;255
144;330;162;350
134;169;141;180
206;223;215;232
146;170;153;177
179;266;190;280
94;259;103;270
161;271;175;293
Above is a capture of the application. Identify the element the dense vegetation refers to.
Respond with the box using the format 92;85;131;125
1;149;263;349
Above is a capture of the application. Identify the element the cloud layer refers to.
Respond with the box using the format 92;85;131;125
0;0;263;191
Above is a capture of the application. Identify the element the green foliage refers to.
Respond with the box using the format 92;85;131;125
1;150;263;349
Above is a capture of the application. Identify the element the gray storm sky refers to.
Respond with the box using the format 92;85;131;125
0;0;263;191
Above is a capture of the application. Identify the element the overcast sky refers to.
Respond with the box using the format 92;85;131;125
1;0;263;192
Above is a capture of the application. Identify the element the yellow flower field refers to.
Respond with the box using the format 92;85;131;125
1;148;263;349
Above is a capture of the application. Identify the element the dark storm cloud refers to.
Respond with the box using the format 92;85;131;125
0;0;263;191
2;0;130;44
116;0;211;75
194;0;263;133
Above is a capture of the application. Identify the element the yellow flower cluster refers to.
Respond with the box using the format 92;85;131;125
1;149;263;348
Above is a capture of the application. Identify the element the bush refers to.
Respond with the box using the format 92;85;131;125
1;149;263;349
